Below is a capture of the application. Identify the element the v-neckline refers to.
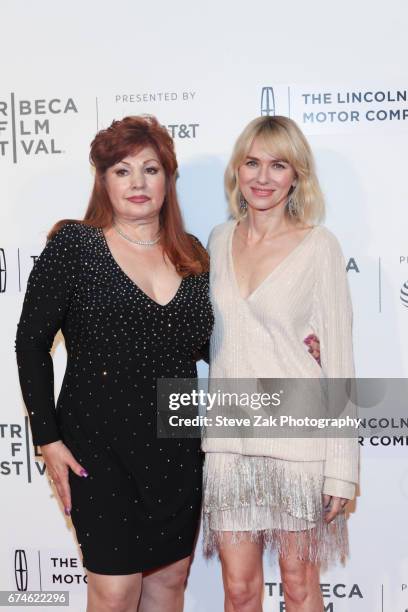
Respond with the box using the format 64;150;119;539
99;228;184;308
228;220;318;302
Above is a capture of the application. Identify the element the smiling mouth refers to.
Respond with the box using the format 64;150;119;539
250;187;275;197
126;196;150;203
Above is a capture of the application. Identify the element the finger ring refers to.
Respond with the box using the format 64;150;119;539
49;479;54;485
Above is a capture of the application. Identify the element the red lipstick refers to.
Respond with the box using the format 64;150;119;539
126;196;150;203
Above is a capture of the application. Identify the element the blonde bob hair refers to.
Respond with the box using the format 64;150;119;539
225;115;325;224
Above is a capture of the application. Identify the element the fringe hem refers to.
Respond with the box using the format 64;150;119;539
202;453;349;566
202;512;348;567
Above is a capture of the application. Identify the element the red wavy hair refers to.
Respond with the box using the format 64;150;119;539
49;115;208;276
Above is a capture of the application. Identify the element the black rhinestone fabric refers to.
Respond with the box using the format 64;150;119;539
16;223;213;574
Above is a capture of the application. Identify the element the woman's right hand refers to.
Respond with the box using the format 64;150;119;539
40;440;88;516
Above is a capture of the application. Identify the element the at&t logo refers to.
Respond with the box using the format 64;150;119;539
401;280;408;308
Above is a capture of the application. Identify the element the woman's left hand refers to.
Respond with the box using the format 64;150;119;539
322;495;348;523
304;333;321;365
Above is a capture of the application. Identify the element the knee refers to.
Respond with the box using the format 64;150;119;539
281;566;308;606
150;565;188;592
224;575;262;609
89;585;134;612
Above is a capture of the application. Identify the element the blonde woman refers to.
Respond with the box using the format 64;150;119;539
202;116;358;612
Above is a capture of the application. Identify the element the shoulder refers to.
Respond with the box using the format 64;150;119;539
210;220;235;238
186;232;206;251
49;222;98;247
188;269;210;287
311;226;349;282
44;223;100;265
312;225;344;257
207;220;234;250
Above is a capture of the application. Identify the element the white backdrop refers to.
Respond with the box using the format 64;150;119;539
1;1;408;610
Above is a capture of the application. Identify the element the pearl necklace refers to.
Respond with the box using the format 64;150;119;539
113;224;160;247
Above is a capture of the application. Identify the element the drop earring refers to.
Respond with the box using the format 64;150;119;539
287;196;296;216
239;192;248;213
287;184;298;217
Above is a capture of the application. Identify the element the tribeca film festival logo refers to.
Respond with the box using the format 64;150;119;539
0;419;46;481
13;549;87;591
0;93;78;162
260;85;408;126
266;581;363;611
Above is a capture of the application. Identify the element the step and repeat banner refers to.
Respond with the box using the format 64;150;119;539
1;1;408;610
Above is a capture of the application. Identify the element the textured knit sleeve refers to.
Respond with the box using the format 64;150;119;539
15;224;81;446
312;230;359;500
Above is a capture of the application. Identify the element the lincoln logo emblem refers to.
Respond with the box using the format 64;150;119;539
14;550;28;591
260;87;276;116
0;249;6;293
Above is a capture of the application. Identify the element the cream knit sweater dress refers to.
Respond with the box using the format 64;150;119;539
202;221;359;564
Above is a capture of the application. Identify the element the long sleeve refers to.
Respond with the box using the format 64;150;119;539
15;224;81;446
312;231;359;500
194;340;210;364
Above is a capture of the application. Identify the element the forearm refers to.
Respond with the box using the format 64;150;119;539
16;348;61;446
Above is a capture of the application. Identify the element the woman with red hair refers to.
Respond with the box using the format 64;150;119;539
16;116;213;612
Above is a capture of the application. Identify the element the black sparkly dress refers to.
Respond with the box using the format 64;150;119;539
16;223;213;575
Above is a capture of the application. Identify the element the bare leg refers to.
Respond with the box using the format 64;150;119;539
138;556;191;612
218;533;264;612
86;571;142;612
279;532;323;612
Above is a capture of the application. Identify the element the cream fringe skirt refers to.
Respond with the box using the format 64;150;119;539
203;453;348;566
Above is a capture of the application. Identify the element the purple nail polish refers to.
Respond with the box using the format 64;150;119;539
80;469;89;478
64;507;71;516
